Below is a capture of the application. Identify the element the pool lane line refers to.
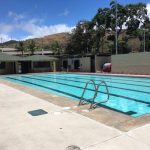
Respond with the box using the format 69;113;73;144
55;74;150;87
34;75;150;95
63;73;150;83
5;77;143;117
6;77;81;99
46;74;150;88
49;73;150;83
17;76;150;105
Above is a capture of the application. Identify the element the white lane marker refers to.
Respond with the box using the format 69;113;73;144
53;112;62;115
62;107;71;110
82;109;90;113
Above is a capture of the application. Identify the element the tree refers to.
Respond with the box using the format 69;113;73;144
16;41;25;56
66;1;149;55
51;41;62;55
138;19;150;52
109;1;127;41
28;40;36;55
66;20;93;54
108;1;149;54
125;3;148;35
91;8;111;53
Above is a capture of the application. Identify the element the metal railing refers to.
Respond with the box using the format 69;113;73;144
78;80;97;106
78;80;110;109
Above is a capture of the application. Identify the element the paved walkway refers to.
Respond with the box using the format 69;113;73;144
0;84;150;150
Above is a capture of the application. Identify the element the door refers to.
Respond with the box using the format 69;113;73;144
74;60;80;69
91;56;95;72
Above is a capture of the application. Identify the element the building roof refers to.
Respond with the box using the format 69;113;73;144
22;55;58;62
0;53;21;62
0;53;58;62
0;48;18;52
3;50;53;56
1;50;53;56
34;51;53;55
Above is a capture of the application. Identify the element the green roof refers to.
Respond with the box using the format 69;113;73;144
22;55;58;62
0;53;58;62
0;53;21;62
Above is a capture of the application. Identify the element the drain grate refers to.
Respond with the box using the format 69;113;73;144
66;145;81;150
28;109;48;116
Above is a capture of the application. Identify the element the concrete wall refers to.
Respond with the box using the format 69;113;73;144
112;52;150;74
80;57;91;72
62;57;91;72
95;56;111;72
62;56;111;72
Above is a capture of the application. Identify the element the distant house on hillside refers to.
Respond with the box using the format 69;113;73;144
0;47;53;56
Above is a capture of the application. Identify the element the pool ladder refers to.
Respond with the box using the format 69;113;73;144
78;80;110;109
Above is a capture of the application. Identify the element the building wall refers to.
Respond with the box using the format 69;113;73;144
15;62;20;74
56;60;61;71
112;52;150;74
62;57;91;72
31;61;54;73
95;56;111;72
80;57;91;72
0;62;15;74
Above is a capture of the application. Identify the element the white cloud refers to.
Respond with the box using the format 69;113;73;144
0;13;74;42
0;34;11;42
0;23;14;33
147;3;150;18
59;9;70;16
8;11;25;21
22;23;74;40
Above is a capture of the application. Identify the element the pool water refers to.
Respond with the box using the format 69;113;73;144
2;73;150;117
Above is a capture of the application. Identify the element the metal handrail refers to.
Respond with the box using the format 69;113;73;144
90;81;110;109
78;80;110;110
78;80;97;106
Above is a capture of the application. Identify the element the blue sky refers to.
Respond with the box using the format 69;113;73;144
0;0;150;41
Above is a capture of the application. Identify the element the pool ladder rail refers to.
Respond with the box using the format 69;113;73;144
78;80;110;109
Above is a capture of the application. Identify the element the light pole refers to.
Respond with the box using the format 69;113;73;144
115;0;118;55
41;38;44;55
143;29;146;52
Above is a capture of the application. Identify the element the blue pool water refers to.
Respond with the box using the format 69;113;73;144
2;73;150;117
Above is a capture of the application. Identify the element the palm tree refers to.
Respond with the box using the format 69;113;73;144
28;40;36;55
16;41;25;56
51;41;62;55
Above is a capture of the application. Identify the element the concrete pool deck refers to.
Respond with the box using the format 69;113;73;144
0;83;150;150
1;79;150;132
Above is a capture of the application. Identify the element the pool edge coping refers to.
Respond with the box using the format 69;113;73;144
1;76;150;132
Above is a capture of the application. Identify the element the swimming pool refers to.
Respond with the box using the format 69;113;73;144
2;73;150;117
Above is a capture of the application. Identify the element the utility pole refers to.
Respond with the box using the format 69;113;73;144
42;38;43;55
115;0;118;55
143;29;146;52
110;0;118;55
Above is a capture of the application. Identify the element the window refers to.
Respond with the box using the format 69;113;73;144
0;62;5;69
33;62;50;68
